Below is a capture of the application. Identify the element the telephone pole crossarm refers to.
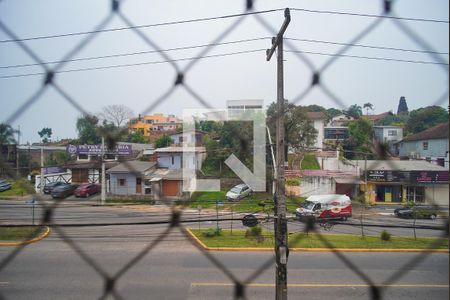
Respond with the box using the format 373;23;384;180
266;8;291;61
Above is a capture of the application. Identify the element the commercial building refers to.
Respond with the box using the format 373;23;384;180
351;160;449;207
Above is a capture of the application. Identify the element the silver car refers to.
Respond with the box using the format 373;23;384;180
226;184;252;201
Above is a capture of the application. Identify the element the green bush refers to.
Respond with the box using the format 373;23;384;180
286;178;301;186
380;230;391;241
202;227;222;238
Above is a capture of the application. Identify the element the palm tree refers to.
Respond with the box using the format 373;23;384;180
363;103;374;116
344;104;363;119
0;123;16;145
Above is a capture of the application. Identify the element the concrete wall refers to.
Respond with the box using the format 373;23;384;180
319;157;360;174
425;184;449;207
300;176;335;197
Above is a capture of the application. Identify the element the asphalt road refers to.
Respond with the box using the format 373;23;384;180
0;198;446;238
1;198;449;299
0;229;448;300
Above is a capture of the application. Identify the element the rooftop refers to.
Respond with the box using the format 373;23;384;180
155;146;206;153
402;122;449;142
307;111;327;120
107;161;156;173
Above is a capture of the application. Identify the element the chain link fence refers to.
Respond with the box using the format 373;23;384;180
0;0;448;299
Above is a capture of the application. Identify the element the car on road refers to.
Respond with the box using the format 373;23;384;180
0;179;12;192
394;205;439;220
43;181;66;194
51;184;78;199
226;184;252;201
74;183;100;198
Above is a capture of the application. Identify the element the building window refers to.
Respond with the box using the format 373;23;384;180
118;179;127;187
388;130;397;136
423;141;429;150
406;186;425;203
171;156;175;165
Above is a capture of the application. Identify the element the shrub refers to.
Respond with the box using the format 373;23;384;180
202;227;222;238
380;230;391;241
245;225;264;243
286;178;301;186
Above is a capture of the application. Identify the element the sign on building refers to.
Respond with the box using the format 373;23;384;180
66;144;132;156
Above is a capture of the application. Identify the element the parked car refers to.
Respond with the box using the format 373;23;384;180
43;181;66;194
74;183;100;198
226;184;252;201
394;205;439;220
51;184;78;199
0;179;12;192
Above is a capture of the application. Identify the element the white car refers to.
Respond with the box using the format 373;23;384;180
226;184;252;201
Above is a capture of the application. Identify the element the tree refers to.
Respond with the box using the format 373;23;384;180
363;103;373;116
76;115;101;144
397;96;409;115
99;104;133;127
344;104;363;119
267;101;318;153
127;131;149;144
347;118;373;157
38;127;53;143
405;106;449;134
326;108;342;119
0;123;16;145
155;134;172;148
304;105;327;113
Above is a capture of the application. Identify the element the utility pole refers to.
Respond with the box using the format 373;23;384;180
40;147;44;194
16;126;20;177
101;136;106;205
266;8;290;300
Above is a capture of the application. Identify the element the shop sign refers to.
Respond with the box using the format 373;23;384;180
66;144;132;155
367;170;448;184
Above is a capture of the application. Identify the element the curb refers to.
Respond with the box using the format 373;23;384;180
0;226;51;247
185;229;449;253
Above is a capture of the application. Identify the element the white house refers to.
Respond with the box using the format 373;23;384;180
227;99;264;119
170;129;205;147
155;146;207;170
306;112;327;150
373;126;403;155
107;161;157;195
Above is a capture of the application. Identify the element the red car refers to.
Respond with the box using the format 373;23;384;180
74;183;100;198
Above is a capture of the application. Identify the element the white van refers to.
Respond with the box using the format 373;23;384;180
295;194;352;221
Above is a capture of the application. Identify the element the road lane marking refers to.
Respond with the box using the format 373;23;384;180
0;282;10;285
191;283;449;288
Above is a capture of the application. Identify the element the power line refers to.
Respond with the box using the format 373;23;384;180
291;8;449;24
0;38;269;69
0;37;448;79
0;7;447;44
1;47;447;79
286;37;449;56
286;49;449;66
1;36;448;70
0;9;283;44
0;49;266;79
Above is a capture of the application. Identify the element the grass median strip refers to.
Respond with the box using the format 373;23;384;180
0;226;46;242
190;229;449;250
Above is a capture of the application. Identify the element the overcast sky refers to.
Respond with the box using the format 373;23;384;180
0;0;448;144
